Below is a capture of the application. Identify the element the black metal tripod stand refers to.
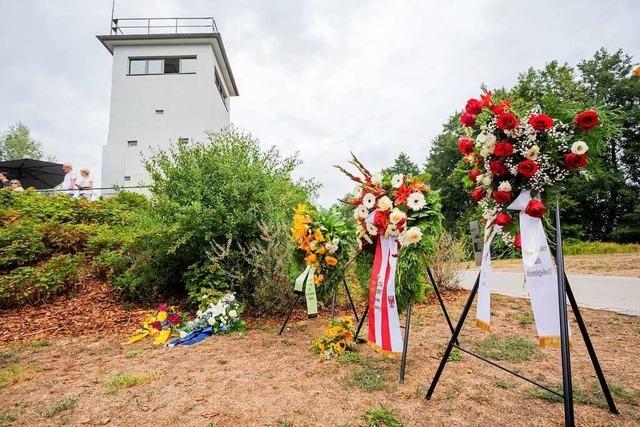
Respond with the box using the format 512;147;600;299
353;267;458;383
424;205;618;426
278;276;360;335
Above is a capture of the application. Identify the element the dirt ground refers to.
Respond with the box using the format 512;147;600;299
471;253;640;277
1;292;639;426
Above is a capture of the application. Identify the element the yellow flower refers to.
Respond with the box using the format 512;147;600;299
314;229;325;242
316;246;326;255
324;256;338;267
157;311;167;322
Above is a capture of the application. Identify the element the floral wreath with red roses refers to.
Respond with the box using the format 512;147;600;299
458;89;603;248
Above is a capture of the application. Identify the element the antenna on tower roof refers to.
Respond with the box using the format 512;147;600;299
110;0;116;34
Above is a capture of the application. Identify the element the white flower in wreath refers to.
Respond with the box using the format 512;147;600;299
354;204;368;220
377;196;393;211
351;185;362;198
399;226;423;247
207;317;216;326
228;309;238;319
391;174;404;188
362;193;376;209
571;140;589;155
406;192;426;211
325;241;339;254
179;330;188;339
475;174;484;184
480;147;492;158
481;175;492;186
385;223;399;237
525;145;540;160
366;222;379;236
497;181;512;192
309;240;318;250
477;132;496;149
371;172;383;186
389;208;406;224
196;310;203;317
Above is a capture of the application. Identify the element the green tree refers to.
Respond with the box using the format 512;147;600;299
386;151;421;176
0;122;44;161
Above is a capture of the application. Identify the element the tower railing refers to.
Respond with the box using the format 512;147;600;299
110;17;218;36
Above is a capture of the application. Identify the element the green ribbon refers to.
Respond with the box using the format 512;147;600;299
294;264;317;318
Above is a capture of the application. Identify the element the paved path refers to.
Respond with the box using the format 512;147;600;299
460;270;640;316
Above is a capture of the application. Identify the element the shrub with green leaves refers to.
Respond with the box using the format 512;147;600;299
0;220;47;270
142;127;316;308
0;254;84;307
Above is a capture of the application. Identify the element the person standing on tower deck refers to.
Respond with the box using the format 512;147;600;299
0;171;9;188
77;168;94;200
61;163;78;196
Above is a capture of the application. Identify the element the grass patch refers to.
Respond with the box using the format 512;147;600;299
437;348;462;362
361;406;403;427
563;241;639;255
0;409;18;426
0;364;40;389
105;372;155;395
516;314;534;326
8;339;50;352
336;352;362;365
469;392;490;404
524;381;637;408
344;364;387;391
0;352;16;365
125;349;143;358
495;377;516;390
472;336;537;361
39;396;77;418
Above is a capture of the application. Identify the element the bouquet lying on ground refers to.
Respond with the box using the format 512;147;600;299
178;293;245;338
311;316;357;360
291;204;352;293
125;305;183;345
458;91;603;246
336;154;443;312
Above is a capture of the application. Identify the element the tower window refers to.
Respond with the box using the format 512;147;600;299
124;176;131;181
128;57;197;75
127;140;138;147
155;109;164;115
215;69;227;101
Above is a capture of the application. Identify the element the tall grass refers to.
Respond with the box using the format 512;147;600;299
563;241;640;255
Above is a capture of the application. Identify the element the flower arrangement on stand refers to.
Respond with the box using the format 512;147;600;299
311;316;357;360
457;90;603;247
456;89;604;346
336;154;443;313
169;293;245;347
290;204;353;317
337;154;443;353
125;305;183;345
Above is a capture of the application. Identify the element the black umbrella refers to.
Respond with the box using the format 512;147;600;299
0;158;65;189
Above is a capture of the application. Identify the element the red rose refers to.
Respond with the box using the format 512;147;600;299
470;187;486;201
458;137;475;155
493;141;514;157
517;160;539;179
525;199;545;218
167;313;181;326
468;169;482;183
373;210;390;233
492;190;513;205
459;112;477;127
151;321;162;331
564;153;588;170
496;112;519;130
489;161;509;177
495;211;512;226
465;98;483;115
574;110;600;131
528;113;554;131
514;234;522;251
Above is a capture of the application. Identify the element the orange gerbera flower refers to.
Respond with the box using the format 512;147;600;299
305;253;317;265
324;256;338;266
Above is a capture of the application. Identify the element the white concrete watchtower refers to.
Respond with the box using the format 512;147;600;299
97;17;238;188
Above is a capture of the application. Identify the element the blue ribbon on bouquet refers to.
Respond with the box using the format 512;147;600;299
168;326;213;347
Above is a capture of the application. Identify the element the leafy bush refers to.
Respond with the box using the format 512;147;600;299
563;240;640;255
40;223;103;253
140;127;315;307
430;231;466;290
0;220;47;270
0;254;84;307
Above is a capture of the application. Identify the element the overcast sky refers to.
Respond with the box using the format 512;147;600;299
1;1;638;205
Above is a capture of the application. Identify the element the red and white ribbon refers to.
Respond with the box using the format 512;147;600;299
367;236;403;352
